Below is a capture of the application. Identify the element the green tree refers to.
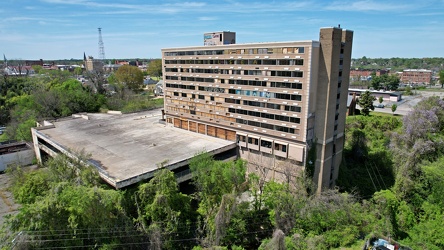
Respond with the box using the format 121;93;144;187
73;66;83;77
85;69;107;94
391;96;444;200
31;65;44;74
7;184;134;249
189;152;246;247
371;74;400;91
385;74;400;90
357;91;376;116
115;65;144;93
135;169;193;250
378;96;383;104
370;74;382;90
146;59;162;78
391;103;397;115
5;155;137;249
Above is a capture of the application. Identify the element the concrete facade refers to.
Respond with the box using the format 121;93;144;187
204;31;236;46
162;27;353;192
0;142;34;172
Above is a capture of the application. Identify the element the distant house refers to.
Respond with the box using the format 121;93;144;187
103;63;122;72
348;88;402;102
349;69;388;82
25;59;44;66
400;69;432;84
4;65;35;76
85;56;104;72
347;93;358;116
143;77;157;85
154;80;163;96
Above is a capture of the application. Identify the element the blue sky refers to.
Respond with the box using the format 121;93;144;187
1;0;443;60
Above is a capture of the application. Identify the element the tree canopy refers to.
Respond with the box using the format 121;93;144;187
115;65;144;93
357;90;376;116
146;59;162;78
370;74;400;91
4;96;444;249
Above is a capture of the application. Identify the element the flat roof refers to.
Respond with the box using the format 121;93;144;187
37;109;236;188
162;40;319;51
348;88;402;96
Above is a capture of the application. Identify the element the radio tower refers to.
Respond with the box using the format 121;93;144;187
98;28;106;61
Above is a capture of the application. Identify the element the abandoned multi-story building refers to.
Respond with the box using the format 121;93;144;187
162;27;353;191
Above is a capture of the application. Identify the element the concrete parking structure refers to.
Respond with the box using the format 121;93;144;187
31;110;237;189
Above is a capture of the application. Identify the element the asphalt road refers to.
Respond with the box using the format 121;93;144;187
360;89;444;116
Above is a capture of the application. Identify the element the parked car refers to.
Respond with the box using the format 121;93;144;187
376;104;385;108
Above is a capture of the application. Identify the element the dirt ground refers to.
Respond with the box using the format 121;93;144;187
0;170;19;227
0;165;38;228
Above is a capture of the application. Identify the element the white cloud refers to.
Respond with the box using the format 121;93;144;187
199;16;217;21
324;0;414;12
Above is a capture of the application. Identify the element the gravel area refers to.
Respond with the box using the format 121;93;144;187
0;165;38;227
0;171;19;227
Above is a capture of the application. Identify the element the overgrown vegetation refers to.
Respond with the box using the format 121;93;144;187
3;96;443;249
0;68;163;142
2;67;444;248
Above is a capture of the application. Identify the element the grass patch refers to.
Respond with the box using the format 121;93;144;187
332;239;366;250
370;111;396;117
0;133;8;142
417;88;444;92
121;97;164;113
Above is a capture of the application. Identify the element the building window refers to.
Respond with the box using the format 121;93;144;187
248;137;259;145
198;95;204;100
174;92;179;96
181;93;187;97
274;143;287;152
210;96;215;101
285;106;301;112
258;48;268;54
237;135;246;143
261;140;272;148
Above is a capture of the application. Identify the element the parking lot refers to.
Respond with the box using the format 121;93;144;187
370;89;444;116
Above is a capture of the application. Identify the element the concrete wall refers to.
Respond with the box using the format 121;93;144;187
0;147;34;172
240;147;303;182
313;27;353;192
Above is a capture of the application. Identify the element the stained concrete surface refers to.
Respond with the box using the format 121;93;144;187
38;109;236;188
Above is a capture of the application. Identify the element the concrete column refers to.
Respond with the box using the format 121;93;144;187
31;128;42;164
